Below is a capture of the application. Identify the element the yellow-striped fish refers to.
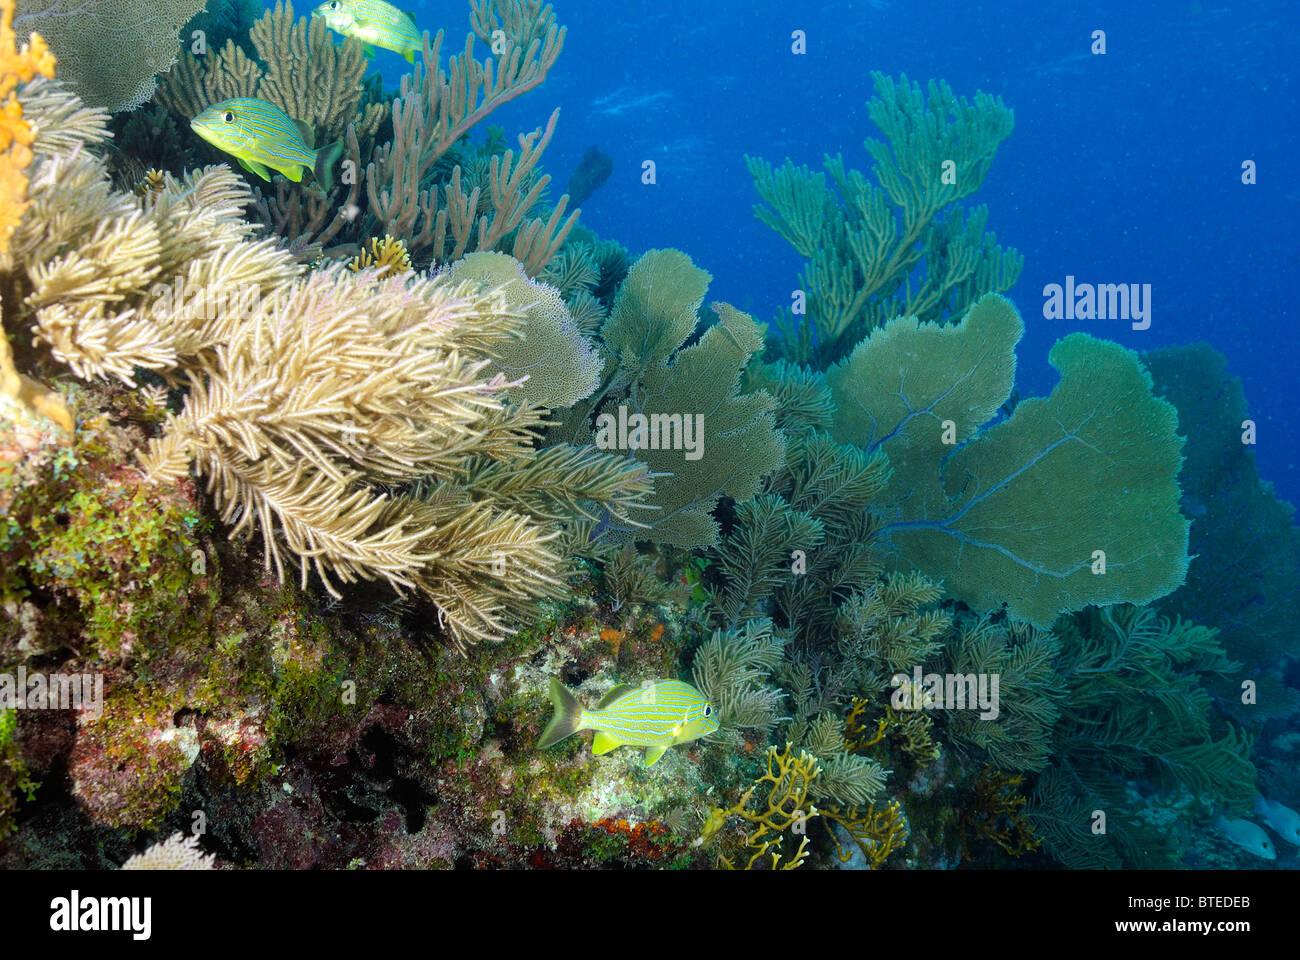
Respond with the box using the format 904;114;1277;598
538;678;719;767
312;0;422;63
190;99;342;189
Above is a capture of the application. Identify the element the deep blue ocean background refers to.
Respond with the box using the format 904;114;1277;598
386;0;1298;505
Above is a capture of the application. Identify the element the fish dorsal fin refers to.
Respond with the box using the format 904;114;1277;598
596;683;634;710
292;119;315;149
591;731;621;755
403;9;419;26
643;745;668;767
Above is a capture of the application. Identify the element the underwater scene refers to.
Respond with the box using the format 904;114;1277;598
0;0;1297;881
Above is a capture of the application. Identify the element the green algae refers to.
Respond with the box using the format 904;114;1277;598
0;709;39;838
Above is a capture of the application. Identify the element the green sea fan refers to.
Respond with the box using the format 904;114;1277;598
829;294;1190;628
547;249;787;548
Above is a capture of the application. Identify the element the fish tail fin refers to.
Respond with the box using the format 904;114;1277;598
537;678;583;749
313;140;344;192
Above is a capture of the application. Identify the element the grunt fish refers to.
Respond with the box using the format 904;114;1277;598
190;98;342;189
312;0;422;63
537;677;719;767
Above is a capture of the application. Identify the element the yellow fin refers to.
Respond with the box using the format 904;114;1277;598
592;731;621;755
596;684;634;710
236;156;272;181
537;678;583;750
644;745;668;767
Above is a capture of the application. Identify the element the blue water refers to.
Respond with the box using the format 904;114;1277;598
392;0;1298;504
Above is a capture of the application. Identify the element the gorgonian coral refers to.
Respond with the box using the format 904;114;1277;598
748;71;1021;368
3;78;648;650
14;0;207;112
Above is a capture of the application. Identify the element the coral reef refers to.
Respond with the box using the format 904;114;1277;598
0;14;1286;882
1;76;651;652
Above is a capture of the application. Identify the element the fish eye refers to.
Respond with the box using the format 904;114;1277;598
223;111;234;123
330;1;338;7
703;704;712;717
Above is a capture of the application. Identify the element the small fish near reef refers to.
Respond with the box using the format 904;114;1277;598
313;0;422;63
1214;815;1277;860
538;678;718;767
1255;796;1300;848
190;99;343;189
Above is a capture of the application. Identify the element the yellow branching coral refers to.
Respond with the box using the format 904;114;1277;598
843;694;940;770
132;169;166;199
0;0;53;252
882;702;941;768
0;0;67;432
348;235;412;277
958;766;1041;860
701;743;820;870
820;799;908;868
843;698;886;751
